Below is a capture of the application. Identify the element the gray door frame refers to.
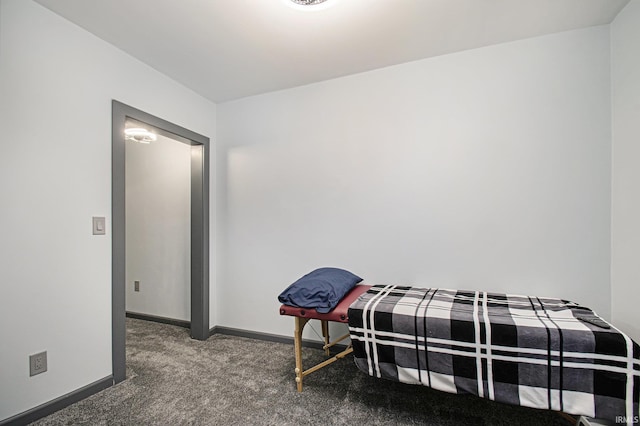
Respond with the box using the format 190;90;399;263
111;100;210;383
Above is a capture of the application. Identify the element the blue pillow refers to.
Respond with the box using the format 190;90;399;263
278;267;363;313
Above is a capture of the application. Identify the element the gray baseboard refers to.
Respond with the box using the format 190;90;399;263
1;324;346;425
0;376;112;426
127;314;343;350
210;325;348;351
126;311;190;329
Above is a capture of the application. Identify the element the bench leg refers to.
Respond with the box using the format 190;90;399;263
321;320;330;356
294;316;309;392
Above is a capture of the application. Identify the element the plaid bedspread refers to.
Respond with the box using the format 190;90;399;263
348;285;640;423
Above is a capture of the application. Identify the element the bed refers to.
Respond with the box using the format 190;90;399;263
348;285;640;424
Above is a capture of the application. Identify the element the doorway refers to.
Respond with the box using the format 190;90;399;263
111;100;210;384
125;120;191;324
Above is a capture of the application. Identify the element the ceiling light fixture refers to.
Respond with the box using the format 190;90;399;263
124;128;157;144
291;0;328;5
286;0;333;11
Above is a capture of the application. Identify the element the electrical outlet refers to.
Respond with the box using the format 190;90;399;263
134;280;140;292
29;351;47;376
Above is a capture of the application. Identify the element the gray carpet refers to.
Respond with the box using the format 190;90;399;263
33;318;572;425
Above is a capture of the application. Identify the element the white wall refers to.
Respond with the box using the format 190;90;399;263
0;0;216;421
217;26;612;339
611;0;640;343
126;133;191;321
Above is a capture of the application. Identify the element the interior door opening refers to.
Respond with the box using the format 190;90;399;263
112;100;210;384
125;118;192;326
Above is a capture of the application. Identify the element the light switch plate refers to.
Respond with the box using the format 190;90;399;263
92;216;106;235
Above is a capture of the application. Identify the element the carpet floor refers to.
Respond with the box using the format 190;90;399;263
33;318;572;425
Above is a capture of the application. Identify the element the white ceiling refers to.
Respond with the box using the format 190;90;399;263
35;0;629;103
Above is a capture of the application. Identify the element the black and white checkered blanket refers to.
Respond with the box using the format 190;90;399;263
348;285;640;423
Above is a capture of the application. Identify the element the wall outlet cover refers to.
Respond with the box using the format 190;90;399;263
29;351;47;376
